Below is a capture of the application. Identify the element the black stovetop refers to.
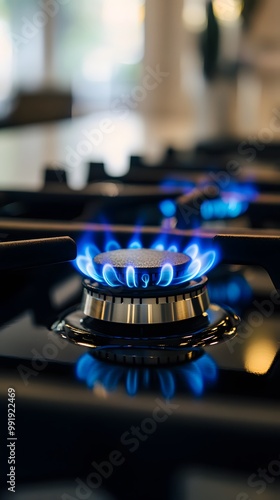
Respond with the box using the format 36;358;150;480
1;146;280;500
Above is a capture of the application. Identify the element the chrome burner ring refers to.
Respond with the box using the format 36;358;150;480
82;277;209;325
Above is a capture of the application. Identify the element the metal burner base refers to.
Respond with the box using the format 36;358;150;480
51;304;240;366
82;277;210;325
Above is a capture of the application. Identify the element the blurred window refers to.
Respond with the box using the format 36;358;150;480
0;1;44;93
0;1;13;102
53;0;145;109
0;0;145;110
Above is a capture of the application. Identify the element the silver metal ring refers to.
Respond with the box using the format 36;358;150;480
82;285;210;324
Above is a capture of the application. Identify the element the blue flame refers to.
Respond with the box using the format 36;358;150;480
168;245;178;252
160;178;195;191
159;199;176;218
141;274;150;288
156;263;174;287
102;264;120;287
223;182;258;199
76;351;217;398
126;266;137;288
129;240;142;249
184;243;199;260
157;370;176;399
105;240;121;252
181;243;216;280
208;274;252;307
201;183;257;220
201;198;249;220
179;355;217;395
126;369;139;396
76;236;218;288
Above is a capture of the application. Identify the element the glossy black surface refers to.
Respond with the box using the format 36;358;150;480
1;149;280;500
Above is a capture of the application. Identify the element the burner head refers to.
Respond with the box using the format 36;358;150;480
93;248;191;290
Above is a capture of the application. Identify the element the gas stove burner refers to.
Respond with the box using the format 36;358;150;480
52;247;240;366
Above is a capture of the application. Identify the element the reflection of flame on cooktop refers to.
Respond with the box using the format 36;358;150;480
76;350;218;398
52;238;240;366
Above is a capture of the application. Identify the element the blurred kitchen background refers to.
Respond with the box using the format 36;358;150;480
0;0;280;183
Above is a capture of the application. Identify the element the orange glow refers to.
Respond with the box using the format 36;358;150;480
213;0;243;23
244;339;277;375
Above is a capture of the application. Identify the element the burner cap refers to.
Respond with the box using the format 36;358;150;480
93;248;191;288
94;248;190;269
